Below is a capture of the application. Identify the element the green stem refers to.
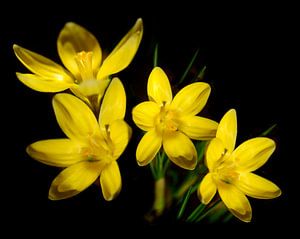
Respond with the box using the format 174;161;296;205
153;44;159;67
178;49;199;85
153;177;166;216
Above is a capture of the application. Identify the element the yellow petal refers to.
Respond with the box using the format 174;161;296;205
170;82;210;116
235;172;281;199
132;101;160;131
216;109;237;153
16;73;74;92
52;93;101;142
99;78;126;129
163;131;197;170
13;44;73;83
109;120;132;159
218;182;252;222
231;137;276;172
179;116;218;140
49;161;102;200
136;129;162;166
27;139;84;167
197;173;217;204
57;22;102;79
97;18;143;80
205;138;226;171
100;161;122;201
147;67;172;105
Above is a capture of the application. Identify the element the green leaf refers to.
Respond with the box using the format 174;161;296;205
153;43;159;67
193;65;207;82
178;49;199;85
260;124;277;136
177;186;193;220
186;203;206;222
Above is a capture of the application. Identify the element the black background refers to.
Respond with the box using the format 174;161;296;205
1;1;295;235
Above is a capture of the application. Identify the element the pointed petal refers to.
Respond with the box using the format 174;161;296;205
216;109;237;153
163;131;197;170
16;73;74;92
235;172;281;199
147;67;172;105
26;139;84;167
99;78;126;129
197;173;217;204
49;161;102;200
57;22;102;78
218;182;252;222
109;120;132;159
13;44;73;83
97;18;143;80
170;82;210;116
232;137;276;172
179;116;218;140
52;93;100;142
205;138;226;171
136;129;162;166
132;101;160;131
100;161;122;201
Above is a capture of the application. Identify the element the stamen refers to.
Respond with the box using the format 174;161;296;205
75;51;94;82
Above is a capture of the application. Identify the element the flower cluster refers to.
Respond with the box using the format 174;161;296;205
14;18;281;223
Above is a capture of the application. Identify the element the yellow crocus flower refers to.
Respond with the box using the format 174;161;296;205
26;78;131;201
198;109;281;222
132;67;218;170
13;19;143;110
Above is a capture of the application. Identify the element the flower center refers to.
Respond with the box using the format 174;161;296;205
75;51;102;97
212;150;239;184
156;102;179;132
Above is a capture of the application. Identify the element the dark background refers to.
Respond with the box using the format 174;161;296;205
1;1;294;234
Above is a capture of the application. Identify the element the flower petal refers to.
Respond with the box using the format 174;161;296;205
109;120;132;159
99;78;126;129
52;93;101;142
57;22;102;79
13;44;73;83
216;109;237;153
136;129;162;166
235;172;281;199
132;101;160;131
163;131;197;170
231;137;276;172
26;139;84;167
16;73;74;92
218;182;252;222
97;18;143;80
170;82;210;116
49;161;102;200
205;138;226;171
197;173;217;204
179;116;218;140
100;161;122;201
147;67;172;105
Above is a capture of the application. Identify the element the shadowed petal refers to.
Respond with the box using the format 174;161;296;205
198;173;217;204
170;82;210;116
52;93;100;142
97;18;143;80
216;109;237;153
16;73;74;92
13;44;73;83
218;181;252;222
205;138;226;171
163;131;197;170
235;172;281;199
232;137;276;172
49;161;102;200
132;101;160;131
179;115;218;140
136;129;162;166
147;67;172;105
26;139;84;167
100;161;122;201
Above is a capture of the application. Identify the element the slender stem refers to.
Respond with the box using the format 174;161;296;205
178;49;199;85
153;44;159;67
